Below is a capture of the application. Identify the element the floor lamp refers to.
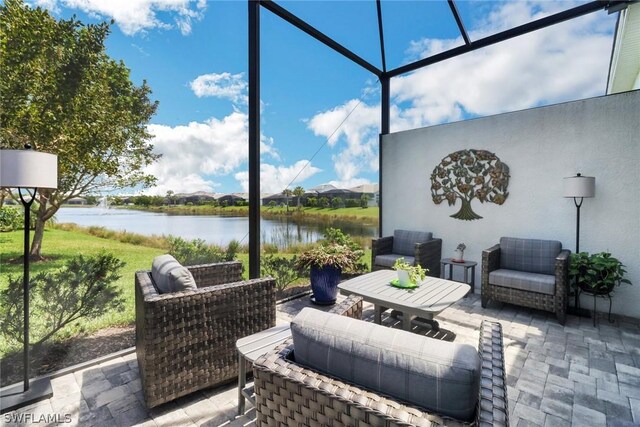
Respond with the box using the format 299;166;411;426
0;147;58;414
563;173;595;308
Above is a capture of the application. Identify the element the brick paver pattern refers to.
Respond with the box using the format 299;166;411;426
3;294;640;426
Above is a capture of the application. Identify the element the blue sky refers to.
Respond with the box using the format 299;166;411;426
32;0;617;196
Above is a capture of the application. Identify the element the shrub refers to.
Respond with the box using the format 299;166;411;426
225;239;240;261
166;236;225;266
261;255;302;292
318;197;329;208
0;206;22;231
0;252;125;347
262;243;279;254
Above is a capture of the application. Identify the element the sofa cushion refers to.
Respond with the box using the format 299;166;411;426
392;230;433;257
291;308;480;421
489;269;556;295
499;237;561;275
374;254;416;268
151;254;197;294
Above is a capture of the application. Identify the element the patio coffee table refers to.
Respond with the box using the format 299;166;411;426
338;270;470;331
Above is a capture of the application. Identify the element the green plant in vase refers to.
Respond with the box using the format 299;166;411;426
393;257;427;286
569;252;632;295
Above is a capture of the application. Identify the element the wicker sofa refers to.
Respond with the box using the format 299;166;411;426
371;229;442;277
482;237;570;325
135;260;275;408
252;315;507;426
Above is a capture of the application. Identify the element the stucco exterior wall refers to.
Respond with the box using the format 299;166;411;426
381;90;639;318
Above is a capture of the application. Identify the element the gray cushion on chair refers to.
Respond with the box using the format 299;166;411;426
499;237;561;275
374;254;415;268
151;254;197;294
489;269;556;295
291;308;480;421
392;230;433;257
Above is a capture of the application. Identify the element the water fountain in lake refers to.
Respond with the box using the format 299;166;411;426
96;197;110;214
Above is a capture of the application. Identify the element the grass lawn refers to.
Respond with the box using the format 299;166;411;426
0;227;372;354
124;204;379;222
0;228;165;353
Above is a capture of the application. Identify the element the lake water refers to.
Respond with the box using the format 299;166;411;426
55;207;378;248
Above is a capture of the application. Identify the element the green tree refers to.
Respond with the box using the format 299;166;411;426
360;194;371;208
282;189;293;212
0;0;159;258
293;186;305;209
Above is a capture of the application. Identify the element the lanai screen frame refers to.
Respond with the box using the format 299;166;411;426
247;0;628;278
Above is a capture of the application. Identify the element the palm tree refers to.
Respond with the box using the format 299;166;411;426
282;189;293;212
293;186;305;209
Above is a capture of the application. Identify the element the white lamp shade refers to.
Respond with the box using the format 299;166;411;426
0;149;58;189
563;175;595;198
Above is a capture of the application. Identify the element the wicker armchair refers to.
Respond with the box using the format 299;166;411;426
135;260;275;408
482;237;570;325
253;320;507;426
372;229;442;277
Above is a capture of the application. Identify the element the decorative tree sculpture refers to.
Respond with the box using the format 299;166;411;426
430;149;510;221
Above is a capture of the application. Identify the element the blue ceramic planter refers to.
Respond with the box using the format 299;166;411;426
310;265;341;305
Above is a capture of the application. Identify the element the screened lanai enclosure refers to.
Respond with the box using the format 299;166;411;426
245;0;636;279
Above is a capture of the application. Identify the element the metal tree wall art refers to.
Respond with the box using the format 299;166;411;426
430;149;510;221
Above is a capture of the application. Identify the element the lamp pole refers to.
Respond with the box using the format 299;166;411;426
573;195;583;254
0;147;57;414
18;189;36;392
563;172;595;312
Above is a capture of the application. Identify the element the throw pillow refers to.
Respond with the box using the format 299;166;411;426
151;254;197;294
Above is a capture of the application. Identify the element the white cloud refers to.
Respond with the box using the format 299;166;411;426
234;161;322;194
307;99;380;183
144;111;279;195
39;0;206;36
190;72;247;104
305;1;614;186
391;2;614;130
144;112;247;194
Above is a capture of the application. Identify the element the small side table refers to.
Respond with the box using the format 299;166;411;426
440;258;477;294
236;323;291;415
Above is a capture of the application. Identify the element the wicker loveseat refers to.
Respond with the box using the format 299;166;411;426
372;229;442;277
135;260;275;408
482;237;570;325
252;315;507;426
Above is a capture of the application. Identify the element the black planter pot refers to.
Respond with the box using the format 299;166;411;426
310;265;341;305
578;281;614;296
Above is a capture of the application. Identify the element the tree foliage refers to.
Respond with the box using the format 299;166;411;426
261;254;302;292
293;186;305;208
0;252;125;347
430;149;509;221
0;0;159;257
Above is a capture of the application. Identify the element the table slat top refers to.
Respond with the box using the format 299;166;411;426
338;270;469;314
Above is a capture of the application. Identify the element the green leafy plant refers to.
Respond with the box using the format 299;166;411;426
261;255;303;292
0;252;125;347
393;257;427;284
0;206;22;231
296;228;364;272
569;252;632;294
166;236;225;266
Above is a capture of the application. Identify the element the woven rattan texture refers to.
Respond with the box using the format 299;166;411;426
372;236;442;278
135;261;276;408
253;304;506;426
481;244;569;325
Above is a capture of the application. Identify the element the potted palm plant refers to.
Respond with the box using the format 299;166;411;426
569;251;631;295
296;229;364;305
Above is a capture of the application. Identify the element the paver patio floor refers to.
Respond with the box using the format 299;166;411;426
3;293;640;426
